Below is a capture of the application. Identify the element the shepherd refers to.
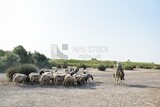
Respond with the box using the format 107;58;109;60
113;62;125;85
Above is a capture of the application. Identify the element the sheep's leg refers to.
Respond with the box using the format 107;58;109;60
55;79;58;85
114;78;116;86
118;78;121;85
88;78;90;82
74;82;78;87
41;79;45;85
117;78;119;85
52;80;55;85
114;77;116;86
63;81;66;86
114;78;118;86
21;81;25;85
113;74;116;86
63;81;65;86
114;80;116;86
120;79;122;85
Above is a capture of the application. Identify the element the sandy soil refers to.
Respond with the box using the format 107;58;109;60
0;68;160;107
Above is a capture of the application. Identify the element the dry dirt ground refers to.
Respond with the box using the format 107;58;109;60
0;68;160;107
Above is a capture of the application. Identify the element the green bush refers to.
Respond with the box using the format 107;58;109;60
6;66;18;81
79;64;87;69
144;66;152;69
17;64;37;76
124;65;134;70
6;64;37;81
56;64;62;68
62;63;68;68
49;59;160;70
153;65;160;69
108;65;114;68
98;65;106;71
133;65;136;68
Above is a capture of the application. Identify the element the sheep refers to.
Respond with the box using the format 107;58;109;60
29;73;41;84
64;68;73;74
52;67;57;70
39;69;53;75
12;73;27;85
39;68;58;75
65;67;79;76
73;72;93;86
65;68;69;74
73;74;85;85
54;73;66;85
84;73;94;82
52;67;58;72
12;73;20;80
39;73;54;85
43;72;53;75
63;74;77;86
39;69;47;75
70;68;79;76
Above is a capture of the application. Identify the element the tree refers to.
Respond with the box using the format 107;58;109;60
32;51;47;62
91;58;97;60
0;49;5;56
32;51;51;68
27;52;34;64
0;45;51;71
0;52;20;72
13;45;28;63
127;59;131;62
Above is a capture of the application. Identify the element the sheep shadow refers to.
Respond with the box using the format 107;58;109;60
77;81;102;90
127;84;160;89
18;81;103;90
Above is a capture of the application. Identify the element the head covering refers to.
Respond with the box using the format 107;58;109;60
117;62;122;67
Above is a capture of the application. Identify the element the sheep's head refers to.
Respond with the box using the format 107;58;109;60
39;70;44;75
74;77;78;82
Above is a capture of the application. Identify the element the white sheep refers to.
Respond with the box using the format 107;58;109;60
29;73;41;84
73;73;93;86
76;74;86;85
64;74;76;86
85;73;94;82
39;73;54;85
52;67;58;72
12;73;20;80
39;69;56;75
54;73;66;85
12;73;27;85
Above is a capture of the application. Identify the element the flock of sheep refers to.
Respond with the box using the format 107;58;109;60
12;67;94;87
12;62;125;87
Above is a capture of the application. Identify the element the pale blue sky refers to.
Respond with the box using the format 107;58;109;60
0;0;160;63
